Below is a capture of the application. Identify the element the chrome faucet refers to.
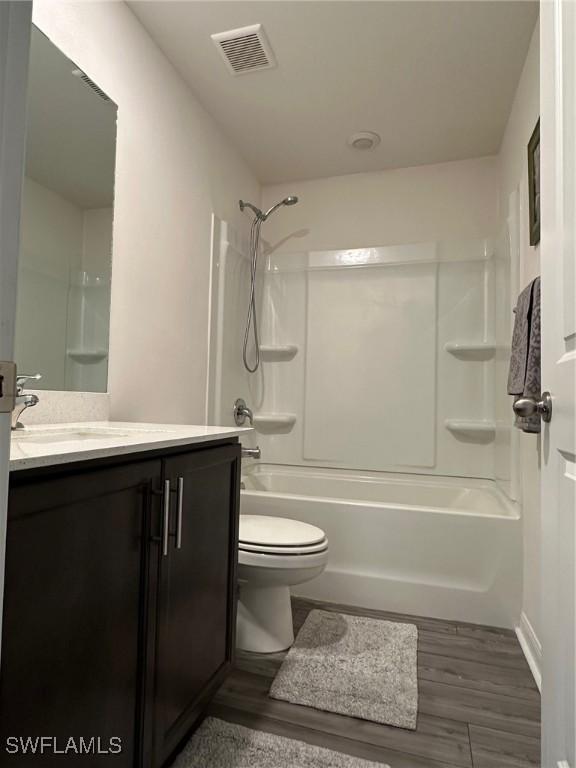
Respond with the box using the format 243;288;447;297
233;398;254;426
12;374;41;430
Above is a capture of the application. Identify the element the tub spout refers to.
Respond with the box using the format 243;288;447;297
242;446;261;460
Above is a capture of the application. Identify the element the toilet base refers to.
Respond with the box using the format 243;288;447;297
237;584;294;653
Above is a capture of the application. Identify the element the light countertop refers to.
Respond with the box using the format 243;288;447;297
10;422;251;472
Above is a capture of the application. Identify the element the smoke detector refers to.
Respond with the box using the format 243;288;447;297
211;24;277;76
347;131;381;151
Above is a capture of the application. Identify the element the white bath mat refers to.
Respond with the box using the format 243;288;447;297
174;717;390;767
269;609;418;730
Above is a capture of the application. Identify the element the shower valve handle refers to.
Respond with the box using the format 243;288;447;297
233;398;254;426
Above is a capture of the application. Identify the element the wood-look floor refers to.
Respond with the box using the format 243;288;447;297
209;597;541;768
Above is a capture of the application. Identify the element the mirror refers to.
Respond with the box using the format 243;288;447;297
15;27;117;393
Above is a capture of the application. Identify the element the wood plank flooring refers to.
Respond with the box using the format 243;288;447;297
209;597;541;767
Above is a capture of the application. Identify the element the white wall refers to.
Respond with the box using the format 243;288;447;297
497;23;541;655
33;0;260;423
262;156;498;253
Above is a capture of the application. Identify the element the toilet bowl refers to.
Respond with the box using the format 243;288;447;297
237;515;329;653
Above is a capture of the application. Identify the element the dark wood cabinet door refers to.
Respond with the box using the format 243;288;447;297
152;445;240;767
0;460;162;768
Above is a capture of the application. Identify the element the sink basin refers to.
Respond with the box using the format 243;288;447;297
12;430;132;444
12;426;173;444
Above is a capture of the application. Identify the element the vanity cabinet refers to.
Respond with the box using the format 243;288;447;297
0;440;241;768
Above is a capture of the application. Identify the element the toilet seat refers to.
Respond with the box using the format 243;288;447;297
238;546;329;570
239;539;328;556
239;515;326;549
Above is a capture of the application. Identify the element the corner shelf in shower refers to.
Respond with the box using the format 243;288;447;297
66;349;108;364
252;413;297;434
259;345;299;362
445;341;496;359
444;419;496;437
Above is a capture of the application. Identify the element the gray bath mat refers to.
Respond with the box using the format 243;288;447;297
174;717;390;767
270;609;418;729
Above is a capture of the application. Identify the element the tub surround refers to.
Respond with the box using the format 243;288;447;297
210;232;502;481
10;421;250;471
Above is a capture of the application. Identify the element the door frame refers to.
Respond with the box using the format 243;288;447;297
540;0;576;765
0;2;32;663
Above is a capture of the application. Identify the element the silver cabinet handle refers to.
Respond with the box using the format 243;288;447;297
162;479;170;557
175;476;184;550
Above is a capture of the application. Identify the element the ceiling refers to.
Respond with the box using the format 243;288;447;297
130;1;538;185
26;27;117;209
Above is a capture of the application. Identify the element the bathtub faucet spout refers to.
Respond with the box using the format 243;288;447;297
242;446;261;460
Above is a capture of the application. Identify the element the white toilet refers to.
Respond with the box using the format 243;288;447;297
236;515;329;653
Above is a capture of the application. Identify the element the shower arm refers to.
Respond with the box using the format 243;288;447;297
239;200;263;219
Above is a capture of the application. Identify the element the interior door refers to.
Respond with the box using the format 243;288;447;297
152;444;240;768
541;2;576;767
0;2;32;664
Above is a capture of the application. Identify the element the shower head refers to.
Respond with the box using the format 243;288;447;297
239;195;299;222
262;195;299;220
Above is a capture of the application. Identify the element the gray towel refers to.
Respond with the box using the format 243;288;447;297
507;277;541;433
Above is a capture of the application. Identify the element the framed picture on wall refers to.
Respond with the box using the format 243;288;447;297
528;119;540;246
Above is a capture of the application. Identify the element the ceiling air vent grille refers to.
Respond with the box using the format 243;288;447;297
211;24;277;76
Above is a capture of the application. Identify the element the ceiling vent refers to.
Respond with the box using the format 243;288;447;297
71;68;111;102
211;24;276;76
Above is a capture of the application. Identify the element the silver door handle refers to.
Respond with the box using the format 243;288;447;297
513;391;552;423
162;479;171;556
175;476;184;550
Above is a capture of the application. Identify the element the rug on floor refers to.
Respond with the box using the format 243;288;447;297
173;717;390;767
269;609;418;729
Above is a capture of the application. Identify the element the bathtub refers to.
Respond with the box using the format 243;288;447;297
241;464;521;628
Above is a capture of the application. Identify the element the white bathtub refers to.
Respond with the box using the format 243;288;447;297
241;464;521;628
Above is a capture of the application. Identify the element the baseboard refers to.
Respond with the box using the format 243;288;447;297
515;611;542;692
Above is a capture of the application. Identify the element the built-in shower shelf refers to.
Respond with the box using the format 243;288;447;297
66;349;108;364
445;341;496;358
259;345;299;362
445;419;496;436
253;413;297;434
